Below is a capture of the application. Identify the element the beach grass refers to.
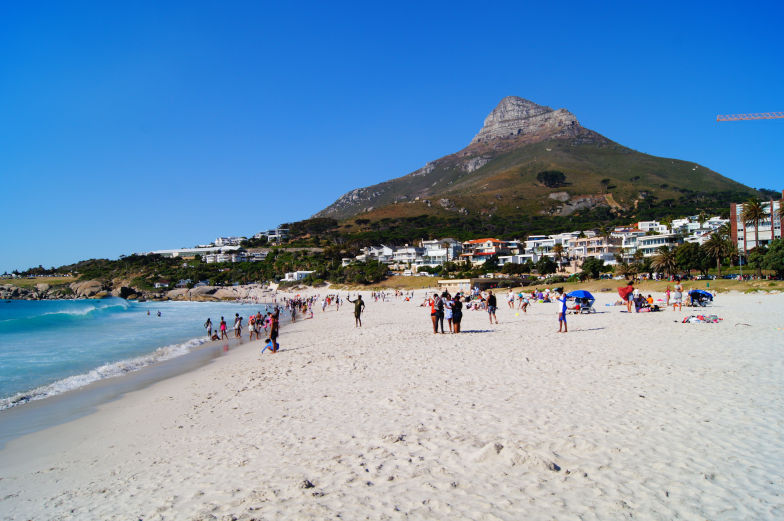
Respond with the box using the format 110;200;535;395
0;276;75;289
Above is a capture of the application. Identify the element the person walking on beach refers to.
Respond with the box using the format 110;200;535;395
204;318;212;338
557;289;568;333
219;316;228;340
269;309;280;353
487;290;498;324
347;294;365;327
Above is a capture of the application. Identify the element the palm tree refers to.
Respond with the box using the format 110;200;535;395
651;246;677;278
741;198;767;253
552;243;564;271
702;233;729;277
614;261;637;278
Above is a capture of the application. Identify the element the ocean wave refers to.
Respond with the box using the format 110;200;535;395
0;299;133;332
0;336;209;411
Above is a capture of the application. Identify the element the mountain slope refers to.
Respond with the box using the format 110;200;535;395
315;97;753;222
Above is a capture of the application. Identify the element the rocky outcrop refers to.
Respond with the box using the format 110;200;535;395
470;97;580;145
70;280;104;298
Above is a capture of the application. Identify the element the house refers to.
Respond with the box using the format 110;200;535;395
730;191;783;252
392;245;424;266
460;238;511;264
214;236;246;247
283;270;315;282
154;280;170;289
637;221;670;234
637;233;684;257
571;236;623;264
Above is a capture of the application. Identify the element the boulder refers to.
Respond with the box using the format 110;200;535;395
35;283;51;292
70;280;104;298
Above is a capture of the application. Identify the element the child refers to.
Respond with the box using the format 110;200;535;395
261;338;274;354
557;289;568;333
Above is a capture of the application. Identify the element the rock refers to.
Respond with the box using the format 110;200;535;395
300;480;315;489
547;462;561;472
548;191;570;202
189;286;217;297
462;156;489;173
35;283;50;292
471;97;580;145
70;280;104;298
90;290;110;299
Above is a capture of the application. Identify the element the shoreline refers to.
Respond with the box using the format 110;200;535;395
0;298;296;446
1;291;782;520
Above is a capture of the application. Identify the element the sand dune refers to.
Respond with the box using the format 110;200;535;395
1;291;782;520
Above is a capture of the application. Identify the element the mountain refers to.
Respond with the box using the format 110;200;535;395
314;97;754;225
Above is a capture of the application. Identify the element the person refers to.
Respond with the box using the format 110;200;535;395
269;309;280;352
261;337;275;354
210;331;219;341
435;293;446;333
233;313;242;338
507;289;515;309
444;292;454;333
519;292;529;313
665;285;671;307
219;316;228;340
623;281;635;312
487;290;498;324
557;289;568;333
157;311;161;317
428;293;439;333
672;279;683;311
204;318;212;338
452;293;463;333
347;294;365;327
248;315;258;340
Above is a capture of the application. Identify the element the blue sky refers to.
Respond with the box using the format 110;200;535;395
1;1;782;273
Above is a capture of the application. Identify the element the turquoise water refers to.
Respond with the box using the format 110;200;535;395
0;298;273;410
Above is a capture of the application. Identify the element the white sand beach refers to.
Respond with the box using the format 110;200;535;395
1;291;782;520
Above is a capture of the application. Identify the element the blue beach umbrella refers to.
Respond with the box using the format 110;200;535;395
566;290;595;305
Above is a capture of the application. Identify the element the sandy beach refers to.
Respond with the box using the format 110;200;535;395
0;290;782;520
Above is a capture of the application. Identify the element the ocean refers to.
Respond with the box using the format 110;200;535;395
0;298;274;411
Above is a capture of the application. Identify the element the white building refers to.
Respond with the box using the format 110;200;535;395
283;270;315;281
214;237;246;247
637;233;683;256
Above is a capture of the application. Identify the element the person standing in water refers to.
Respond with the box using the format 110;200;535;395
219;316;228;340
347;294;365;327
204;318;212;338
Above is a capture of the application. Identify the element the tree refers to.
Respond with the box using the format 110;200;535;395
536;171;566;188
580;257;605;279
552;243;565;271
764;239;784;278
747;246;768;278
614;261;637;278
702;233;730;277
535;256;557;276
600;178;610;194
675;242;701;275
651;246;677;277
741;198;766;253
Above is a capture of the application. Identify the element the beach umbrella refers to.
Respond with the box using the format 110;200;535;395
567;290;595;306
689;289;714;300
566;290;594;300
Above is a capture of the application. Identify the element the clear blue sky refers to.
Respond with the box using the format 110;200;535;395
1;1;782;273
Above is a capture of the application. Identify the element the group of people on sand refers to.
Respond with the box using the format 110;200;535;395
619;279;686;312
426;291;465;333
203;308;281;353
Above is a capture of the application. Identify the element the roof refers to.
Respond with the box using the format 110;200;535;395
463;238;503;244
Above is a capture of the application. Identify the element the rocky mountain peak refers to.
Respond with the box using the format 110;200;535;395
470;96;580;145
